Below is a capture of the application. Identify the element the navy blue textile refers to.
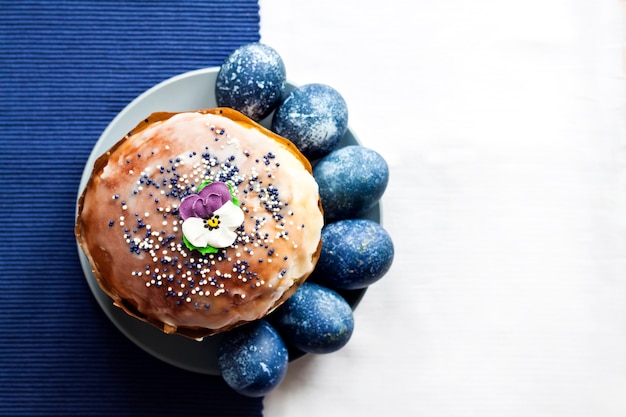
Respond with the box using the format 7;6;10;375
0;1;263;415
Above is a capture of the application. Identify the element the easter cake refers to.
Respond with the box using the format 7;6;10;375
75;107;324;340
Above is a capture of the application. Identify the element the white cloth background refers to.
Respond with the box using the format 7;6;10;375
259;1;626;416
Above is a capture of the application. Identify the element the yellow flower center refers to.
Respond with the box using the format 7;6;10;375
205;215;220;230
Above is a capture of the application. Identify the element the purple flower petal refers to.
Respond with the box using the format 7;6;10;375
198;182;231;204
179;181;234;220
200;192;226;214
179;194;201;220
191;197;211;218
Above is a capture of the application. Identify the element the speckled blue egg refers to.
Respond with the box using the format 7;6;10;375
271;282;354;354
313;219;394;290
313;145;389;221
217;320;288;397
216;43;286;121
271;83;348;160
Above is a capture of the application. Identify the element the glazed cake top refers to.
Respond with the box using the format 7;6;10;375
76;108;324;339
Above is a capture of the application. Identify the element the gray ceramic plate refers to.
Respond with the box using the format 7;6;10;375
76;67;379;375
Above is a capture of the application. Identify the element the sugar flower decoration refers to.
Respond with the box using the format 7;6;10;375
180;181;243;254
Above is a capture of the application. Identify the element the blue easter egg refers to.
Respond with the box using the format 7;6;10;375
216;43;286;121
217;320;288;397
313;219;394;290
271;83;348;160
271;282;354;354
313;145;389;221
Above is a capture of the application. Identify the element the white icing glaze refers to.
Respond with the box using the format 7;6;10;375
76;110;323;337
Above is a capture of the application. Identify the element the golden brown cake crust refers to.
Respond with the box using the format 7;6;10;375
76;108;323;339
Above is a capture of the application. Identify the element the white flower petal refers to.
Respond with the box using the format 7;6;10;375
214;201;245;229
182;217;211;247
205;228;238;248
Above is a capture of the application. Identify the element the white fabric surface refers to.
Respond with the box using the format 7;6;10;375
259;1;626;415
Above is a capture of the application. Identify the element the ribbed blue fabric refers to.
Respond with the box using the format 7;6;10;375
0;1;263;415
